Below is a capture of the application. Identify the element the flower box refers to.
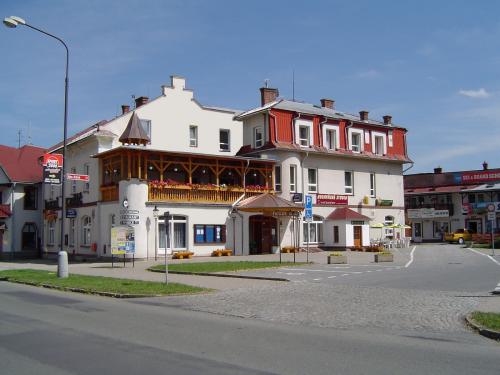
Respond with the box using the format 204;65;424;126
328;253;347;264
374;252;393;263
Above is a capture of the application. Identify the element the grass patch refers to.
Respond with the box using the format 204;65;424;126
0;269;207;296
471;312;500;331
150;261;306;273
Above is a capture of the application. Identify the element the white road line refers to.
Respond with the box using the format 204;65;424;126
376;269;383;272
327;275;336;279
366;270;372;273
341;273;350;276
405;246;417;268
313;278;322;281
466;247;500;266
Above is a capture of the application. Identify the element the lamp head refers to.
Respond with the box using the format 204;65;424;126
3;16;26;28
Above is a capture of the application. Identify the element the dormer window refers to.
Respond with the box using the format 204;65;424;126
351;132;361;152
254;127;263;148
372;131;387;155
140;120;152;144
323;124;340;150
299;126;310;147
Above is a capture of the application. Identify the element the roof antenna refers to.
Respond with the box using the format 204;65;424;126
292;69;295;102
27;121;32;145
17;129;22;148
264;78;270;88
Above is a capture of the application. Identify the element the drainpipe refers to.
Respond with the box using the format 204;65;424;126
268;110;278;143
345;120;353;149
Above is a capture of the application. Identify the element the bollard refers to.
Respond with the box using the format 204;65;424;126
57;251;69;278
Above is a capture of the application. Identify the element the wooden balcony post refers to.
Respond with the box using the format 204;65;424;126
127;151;131;179
216;159;220;186
189;157;193;185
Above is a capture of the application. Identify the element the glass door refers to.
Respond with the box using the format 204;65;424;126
158;216;187;254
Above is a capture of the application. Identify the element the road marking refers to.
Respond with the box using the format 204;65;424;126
376;269;383;272
366;270;372;273
405;246;417;268
466;248;500;266
327;275;336;279
313;278;322;281
341;273;350;276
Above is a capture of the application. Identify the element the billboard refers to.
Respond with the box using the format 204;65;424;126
316;194;348;206
111;226;135;255
43;153;63;184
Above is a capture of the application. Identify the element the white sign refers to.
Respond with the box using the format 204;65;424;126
407;208;449;219
488;212;496;221
120;209;140;225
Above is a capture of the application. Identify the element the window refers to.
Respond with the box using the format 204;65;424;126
303;215;323;244
84;164;90;192
370;173;376;197
0;190;3;203
48;220;55;245
189;125;198;147
140;119;152;142
71;167;77;194
384;216;394;238
307;169;318;193
345;171;353;194
82;216;92;246
219;129;230;151
69;218;75;247
468;194;476;204
350;132;362;152
298;126;310;147
159;215;187;251
254;127;263;148
374;135;385;155
478;194;485;203
22;223;37;250
23;186;37;210
194;224;226;244
275;166;282;192
325;129;337;150
290;165;297;192
333;226;339;243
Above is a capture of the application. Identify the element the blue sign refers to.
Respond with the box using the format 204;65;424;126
304;195;313;221
66;208;77;218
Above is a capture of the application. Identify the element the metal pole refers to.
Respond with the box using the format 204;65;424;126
165;214;170;284
306;222;310;263
492;220;495;257
154;216;158;261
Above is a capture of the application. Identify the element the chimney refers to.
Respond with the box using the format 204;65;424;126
434;166;443;174
260;87;279;106
320;98;335;109
359;110;369;121
135;96;149;108
121;105;130;115
383;115;392;125
482;161;488;170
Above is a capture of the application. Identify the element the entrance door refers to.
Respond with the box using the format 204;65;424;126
353;226;362;247
249;215;277;254
413;222;422;242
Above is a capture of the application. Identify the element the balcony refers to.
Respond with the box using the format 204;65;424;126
405;202;454;216
100;185;119;202
44;199;60;210
148;183;271;204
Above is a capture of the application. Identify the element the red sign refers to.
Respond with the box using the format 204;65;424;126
43;153;63;168
462;171;500;183
316;194;348;206
66;173;89;182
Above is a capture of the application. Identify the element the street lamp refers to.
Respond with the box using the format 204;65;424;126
4;16;70;262
152;205;159;261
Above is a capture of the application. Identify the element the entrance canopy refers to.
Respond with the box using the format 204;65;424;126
236;193;303;215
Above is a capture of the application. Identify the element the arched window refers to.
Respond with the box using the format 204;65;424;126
303;215;323;244
82;216;92;246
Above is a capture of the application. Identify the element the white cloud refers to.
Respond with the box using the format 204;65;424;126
458;88;491;98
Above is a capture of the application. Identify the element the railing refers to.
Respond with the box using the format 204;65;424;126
100;185;119;202
148;183;271;204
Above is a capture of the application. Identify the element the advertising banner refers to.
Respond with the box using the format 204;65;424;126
461;171;500;183
111;226;135;255
43;153;63;184
316;194;348;206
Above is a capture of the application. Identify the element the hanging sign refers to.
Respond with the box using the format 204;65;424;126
43;153;63;184
66;173;89;182
111;226;135;254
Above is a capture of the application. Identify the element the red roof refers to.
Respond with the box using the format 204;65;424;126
0;145;46;183
0;204;12;218
326;207;370;221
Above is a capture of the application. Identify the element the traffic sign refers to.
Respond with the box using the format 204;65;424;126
304;195;313;221
488;212;496;221
487;203;496;212
66;173;89;182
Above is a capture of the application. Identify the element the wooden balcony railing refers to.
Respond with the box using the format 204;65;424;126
148;183;271;204
100;185;119;202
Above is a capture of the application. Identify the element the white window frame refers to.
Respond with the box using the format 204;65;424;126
294;119;314;147
371;131;387;155
289;165;297;192
303;215;323;244
219;129;230;152
388;130;394;147
159;215;188;253
370;173;376;197
254;126;264;148
307;168;318;193
189;125;198;147
322;124;340;150
274;165;282;192
348;128;364;153
345;171;354;195
140;119;152;143
82;216;92;246
48;220;55;245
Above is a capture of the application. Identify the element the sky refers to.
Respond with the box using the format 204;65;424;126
1;0;499;173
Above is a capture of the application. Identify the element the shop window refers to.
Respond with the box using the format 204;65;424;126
303;215;323;244
194;224;226;244
24;186;38;210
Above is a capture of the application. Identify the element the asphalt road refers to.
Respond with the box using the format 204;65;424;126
238;244;500;293
1;281;499;375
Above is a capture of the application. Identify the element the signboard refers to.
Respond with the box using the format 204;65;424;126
66;208;77;218
316;194;348;206
407;208;449;219
488;212;496;221
376;199;393;207
292;193;303;203
304;195;313;221
461;171;500;183
43;153;63;185
66;173;89;182
272;211;301;218
487;203;496;212
120;209;140;225
111;225;135;254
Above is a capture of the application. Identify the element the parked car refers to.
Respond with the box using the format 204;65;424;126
444;229;472;244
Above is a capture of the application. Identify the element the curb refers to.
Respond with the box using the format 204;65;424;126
149;269;289;282
465;314;500;341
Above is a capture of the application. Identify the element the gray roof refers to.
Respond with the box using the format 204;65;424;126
236;99;404;129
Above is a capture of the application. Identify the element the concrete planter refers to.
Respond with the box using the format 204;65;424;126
374;253;393;263
328;255;347;264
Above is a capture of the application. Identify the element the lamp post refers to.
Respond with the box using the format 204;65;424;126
153;205;159;261
4;16;69;264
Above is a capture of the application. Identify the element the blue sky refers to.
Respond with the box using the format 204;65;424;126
1;0;499;173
